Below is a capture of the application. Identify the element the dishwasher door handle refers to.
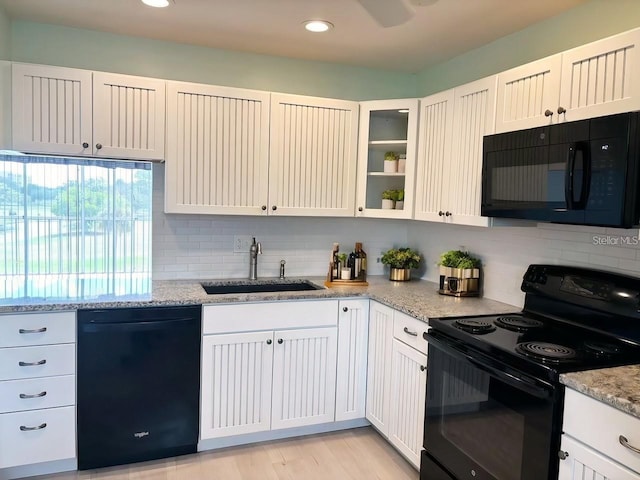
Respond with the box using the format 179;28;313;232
81;317;196;333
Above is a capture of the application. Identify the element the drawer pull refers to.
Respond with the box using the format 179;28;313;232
619;435;640;455
403;326;418;337
20;423;47;432
20;391;47;399
19;327;47;334
19;359;47;367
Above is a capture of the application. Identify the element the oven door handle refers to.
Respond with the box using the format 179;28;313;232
426;332;554;399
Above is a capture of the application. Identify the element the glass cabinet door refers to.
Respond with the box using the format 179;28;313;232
356;99;418;219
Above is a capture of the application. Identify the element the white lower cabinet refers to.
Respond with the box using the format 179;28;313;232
559;388;640;479
200;300;349;441
366;301;428;469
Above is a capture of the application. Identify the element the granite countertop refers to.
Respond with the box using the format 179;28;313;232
561;366;640;419
0;275;518;321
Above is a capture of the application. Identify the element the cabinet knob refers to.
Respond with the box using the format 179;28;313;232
358;207;363;212
277;338;283;344
266;339;272;345
420;365;426;372
544;109;554;117
95;143;103;150
558;450;569;460
557;106;567;115
343;307;348;312
272;205;277;211
445;211;451;217
261;205;267;211
438;211;444;216
82;142;89;149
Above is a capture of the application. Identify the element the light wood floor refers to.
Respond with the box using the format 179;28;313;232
33;427;419;480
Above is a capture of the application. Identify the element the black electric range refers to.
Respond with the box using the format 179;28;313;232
421;265;640;480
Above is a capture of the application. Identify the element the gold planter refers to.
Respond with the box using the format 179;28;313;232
389;268;411;281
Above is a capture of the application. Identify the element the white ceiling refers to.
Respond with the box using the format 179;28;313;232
0;0;588;73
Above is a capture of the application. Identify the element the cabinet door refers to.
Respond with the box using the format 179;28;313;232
269;93;358;216
165;81;270;214
389;339;427;470
559;434;640;480
271;327;337;429
335;299;369;422
495;55;562;133
366;301;394;436
93;72;165;160
414;90;454;222
447;76;497;227
559;29;640;122
12;63;92;156
356;99;419;219
0;61;10;150
200;332;274;439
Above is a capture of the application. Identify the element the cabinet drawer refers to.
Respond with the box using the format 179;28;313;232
0;311;76;348
203;300;339;334
393;311;428;356
563;388;640;474
0;375;76;413
0;344;76;381
0;406;76;468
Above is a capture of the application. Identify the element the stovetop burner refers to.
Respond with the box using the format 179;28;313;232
454;319;496;334
494;315;544;332
583;341;622;357
516;341;578;363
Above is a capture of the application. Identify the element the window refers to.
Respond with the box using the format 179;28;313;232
0;153;152;301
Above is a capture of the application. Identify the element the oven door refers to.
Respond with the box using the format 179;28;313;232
424;332;560;480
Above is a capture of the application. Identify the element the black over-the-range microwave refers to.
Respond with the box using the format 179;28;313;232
481;112;640;228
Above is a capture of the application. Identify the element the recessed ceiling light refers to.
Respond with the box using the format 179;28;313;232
304;20;334;33
141;0;170;7
398;109;410;113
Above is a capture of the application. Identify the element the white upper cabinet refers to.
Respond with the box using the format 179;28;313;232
495;55;562;133
12;64;165;160
415;77;496;227
13;64;92;156
0;61;11;150
164;81;271;215
559;29;640;122
496;29;640;132
356;99;419;219
414;89;454;222
269;93;359;216
92;72;165;160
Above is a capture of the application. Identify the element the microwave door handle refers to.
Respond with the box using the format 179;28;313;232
574;141;592;209
565;143;577;209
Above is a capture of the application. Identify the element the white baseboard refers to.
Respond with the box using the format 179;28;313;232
0;458;77;480
198;418;370;451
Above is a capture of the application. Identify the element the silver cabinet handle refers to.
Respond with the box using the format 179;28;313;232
19;360;46;367
619;435;640;455
403;326;418;337
20;423;47;431
19;327;47;334
20;391;47;399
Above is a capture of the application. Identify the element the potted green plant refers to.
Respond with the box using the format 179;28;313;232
381;189;396;209
381;247;421;281
395;189;404;210
438;250;482;296
337;253;351;279
384;151;399;173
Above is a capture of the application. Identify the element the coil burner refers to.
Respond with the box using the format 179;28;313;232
454;319;496;334
494;315;544;332
516;342;577;363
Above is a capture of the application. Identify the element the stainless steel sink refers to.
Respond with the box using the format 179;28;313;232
201;280;323;295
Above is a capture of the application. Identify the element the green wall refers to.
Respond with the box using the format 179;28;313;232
0;5;10;61
10;21;416;101
417;0;640;96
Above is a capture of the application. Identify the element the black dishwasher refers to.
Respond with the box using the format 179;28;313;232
77;305;201;470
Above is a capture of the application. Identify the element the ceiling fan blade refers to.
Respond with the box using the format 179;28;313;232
356;0;415;28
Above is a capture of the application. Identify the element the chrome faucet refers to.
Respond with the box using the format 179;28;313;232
249;237;262;280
